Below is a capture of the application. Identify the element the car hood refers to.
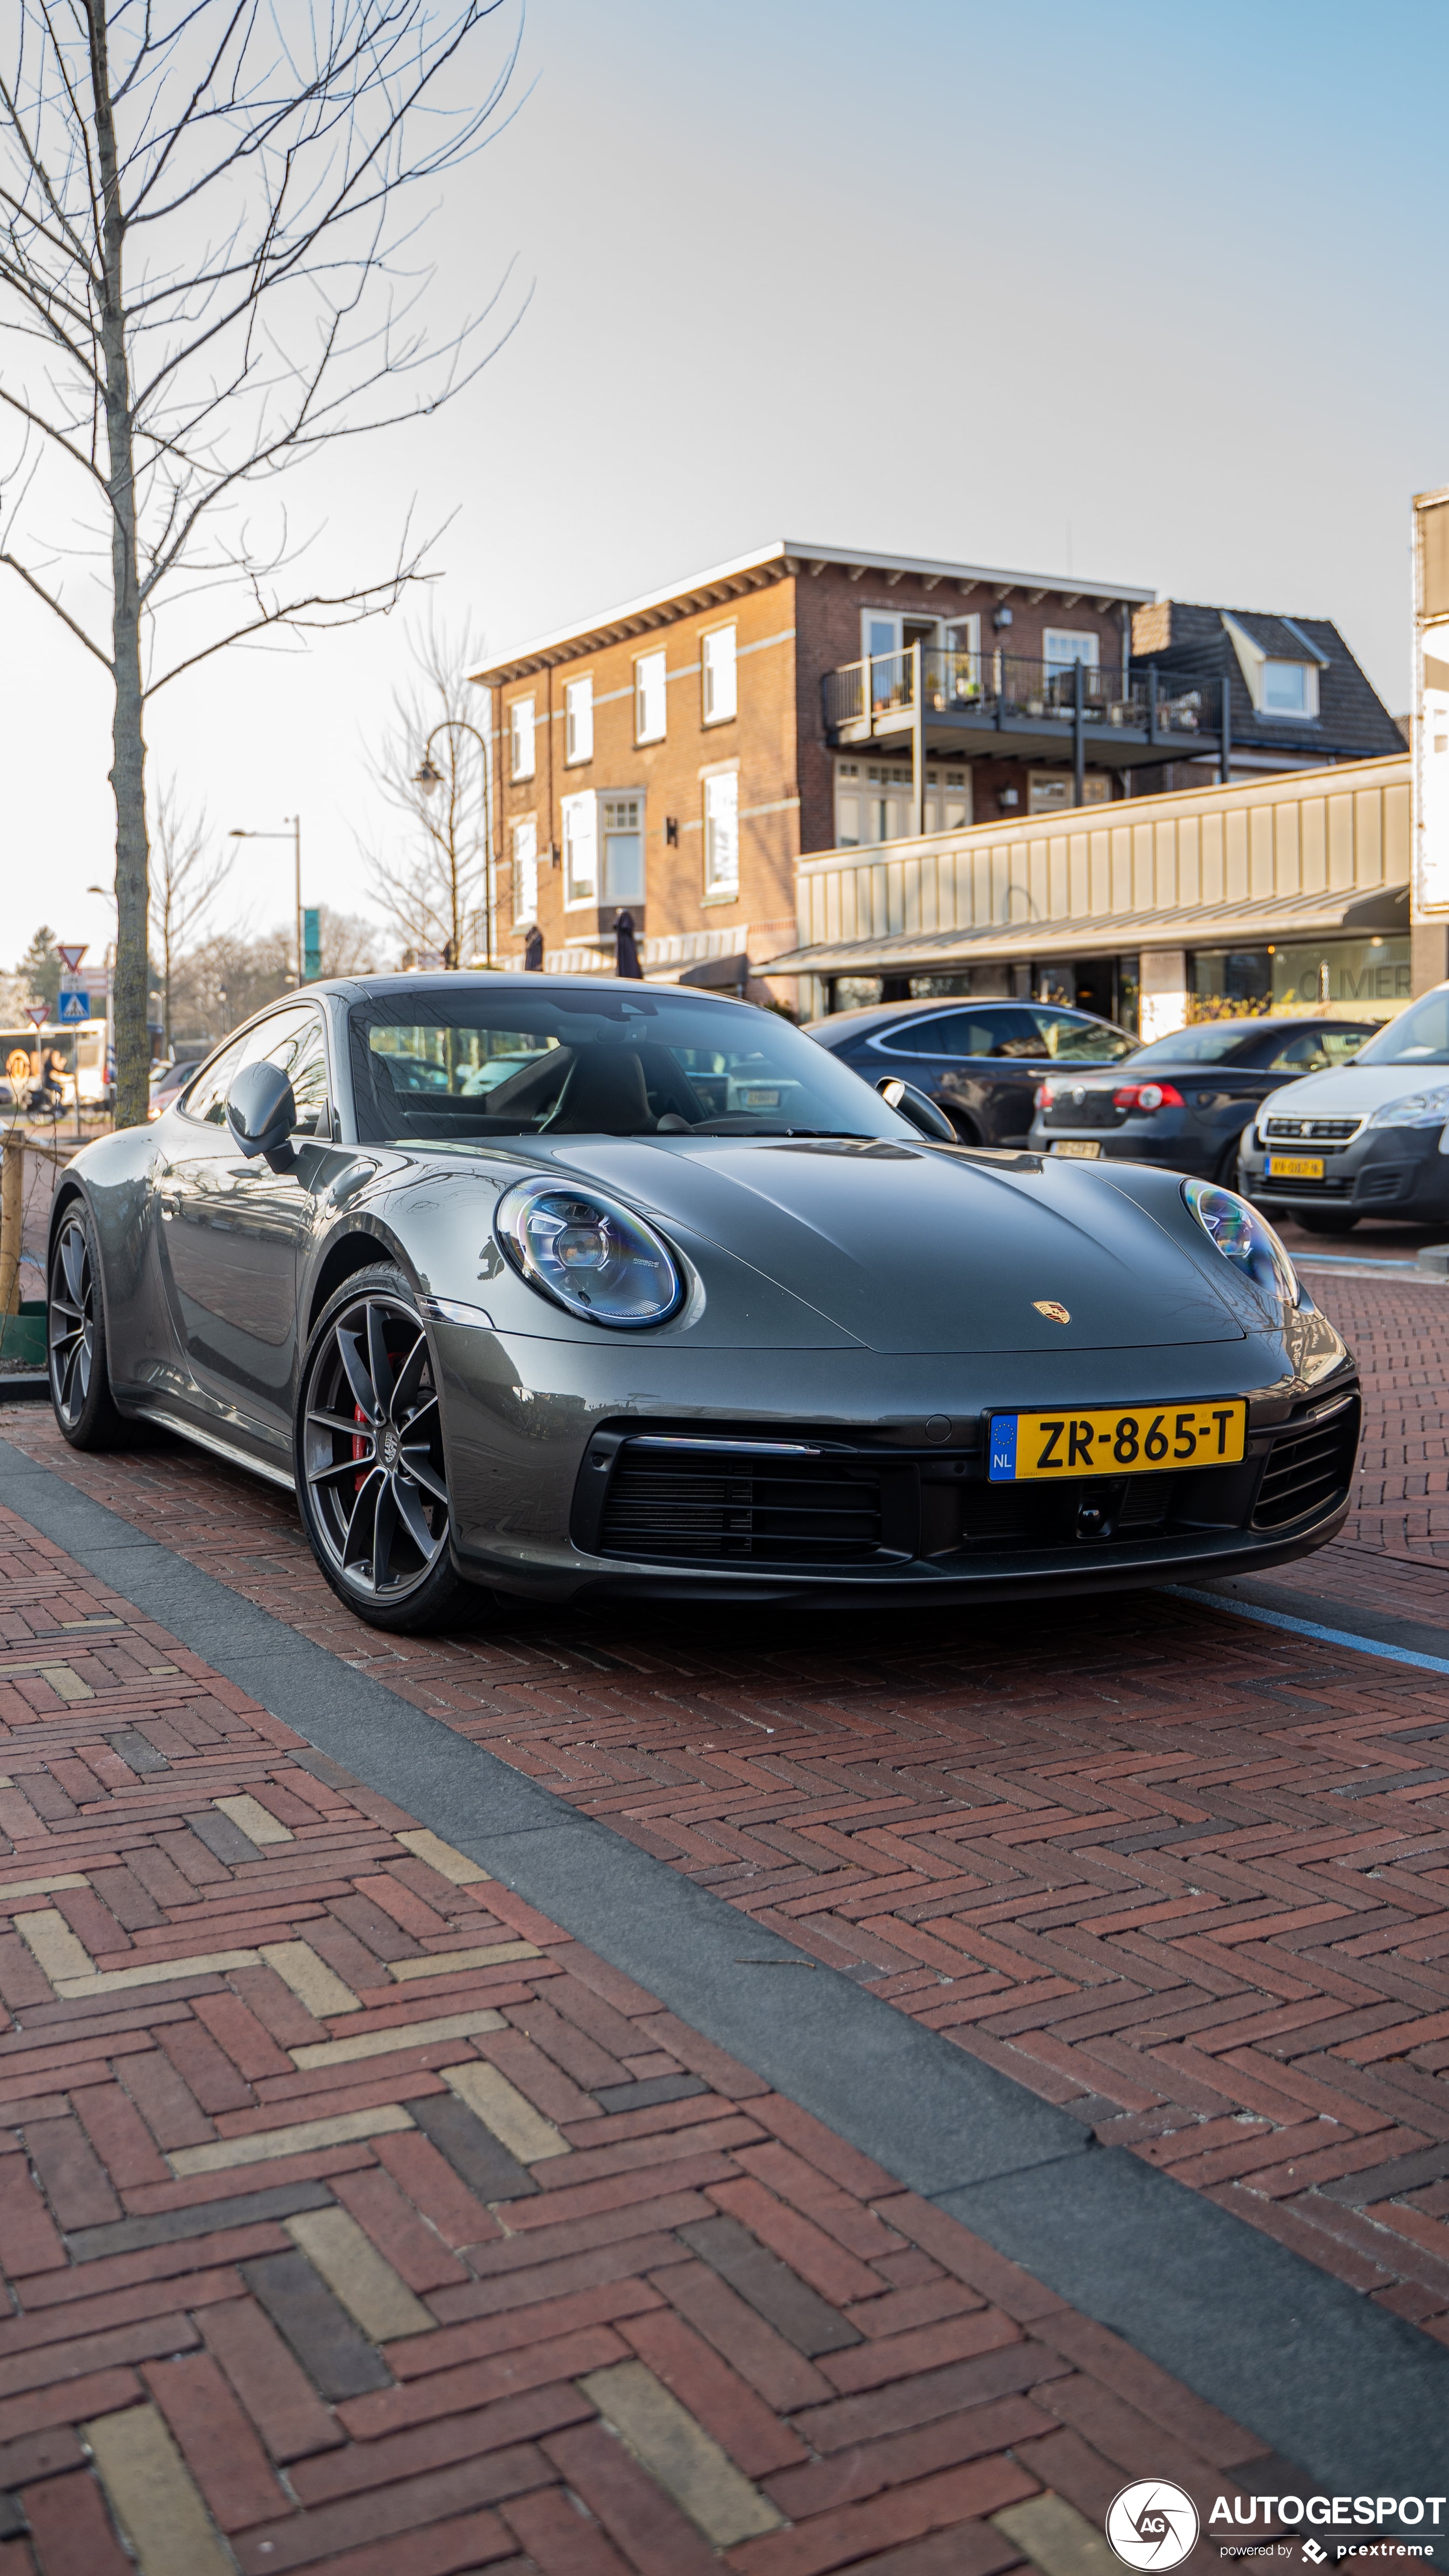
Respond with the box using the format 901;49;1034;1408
1253;1063;1449;1121
519;1137;1245;1354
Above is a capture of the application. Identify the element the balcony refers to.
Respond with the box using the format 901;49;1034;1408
823;649;1226;775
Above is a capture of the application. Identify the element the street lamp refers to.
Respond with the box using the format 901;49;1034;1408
229;818;303;988
411;721;493;967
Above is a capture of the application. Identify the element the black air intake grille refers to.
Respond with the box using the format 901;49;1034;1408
600;1454;884;1563
957;1474;1177;1548
1252;1404;1359;1531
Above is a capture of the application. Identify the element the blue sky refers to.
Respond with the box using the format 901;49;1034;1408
6;0;1446;959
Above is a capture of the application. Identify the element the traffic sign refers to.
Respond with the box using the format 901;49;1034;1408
57;988;90;1024
56;944;87;974
24;1005;47;1029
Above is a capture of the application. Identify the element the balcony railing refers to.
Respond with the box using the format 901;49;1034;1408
823;650;1219;741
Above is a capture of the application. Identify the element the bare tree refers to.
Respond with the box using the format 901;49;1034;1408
0;3;523;1126
150;781;228;1054
168;907;384;1044
363;617;492;970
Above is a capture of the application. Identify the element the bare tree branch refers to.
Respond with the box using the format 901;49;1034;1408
0;0;524;1123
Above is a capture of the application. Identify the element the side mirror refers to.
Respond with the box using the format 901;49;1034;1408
225;1061;298;1171
876;1075;957;1143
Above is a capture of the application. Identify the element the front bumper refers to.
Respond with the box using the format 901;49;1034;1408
1239;1121;1449;1220
432;1321;1361;1608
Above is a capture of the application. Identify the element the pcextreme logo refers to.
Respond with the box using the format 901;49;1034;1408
1107;2482;1201;2570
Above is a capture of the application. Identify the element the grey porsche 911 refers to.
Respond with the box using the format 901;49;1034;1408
46;974;1360;1632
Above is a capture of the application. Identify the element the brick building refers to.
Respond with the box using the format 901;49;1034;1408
472;541;1157;981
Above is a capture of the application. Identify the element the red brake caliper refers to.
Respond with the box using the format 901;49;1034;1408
352;1404;369;1490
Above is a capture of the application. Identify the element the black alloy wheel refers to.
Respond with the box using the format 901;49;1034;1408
48;1202;125;1449
296;1264;488;1633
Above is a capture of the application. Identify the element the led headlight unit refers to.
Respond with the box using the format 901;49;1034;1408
494;1179;683;1328
1183;1178;1298;1307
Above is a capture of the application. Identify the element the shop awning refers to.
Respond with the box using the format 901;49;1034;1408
762;881;1409;977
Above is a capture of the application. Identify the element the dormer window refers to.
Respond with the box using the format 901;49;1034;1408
1261;659;1317;717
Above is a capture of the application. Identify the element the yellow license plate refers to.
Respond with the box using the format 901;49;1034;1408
1051;1140;1101;1158
989;1401;1247;1482
1266;1154;1324;1179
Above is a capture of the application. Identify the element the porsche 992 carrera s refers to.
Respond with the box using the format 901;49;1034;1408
46;975;1361;1632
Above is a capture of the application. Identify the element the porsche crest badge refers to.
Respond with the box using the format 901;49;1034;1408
1033;1300;1070;1324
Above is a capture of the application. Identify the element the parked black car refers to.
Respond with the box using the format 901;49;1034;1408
1028;1016;1376;1182
805;1000;1135;1146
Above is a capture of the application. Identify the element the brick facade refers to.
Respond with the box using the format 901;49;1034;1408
474;547;1144;976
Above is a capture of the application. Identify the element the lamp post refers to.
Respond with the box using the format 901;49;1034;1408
229;818;303;987
411;719;492;968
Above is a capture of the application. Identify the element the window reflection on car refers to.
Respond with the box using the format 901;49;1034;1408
879;1006;1132;1064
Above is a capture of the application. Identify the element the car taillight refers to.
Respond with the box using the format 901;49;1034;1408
1034;1083;1053;1109
1113;1082;1184;1113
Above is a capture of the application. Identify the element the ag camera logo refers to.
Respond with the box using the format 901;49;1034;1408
1107;2481;1201;2570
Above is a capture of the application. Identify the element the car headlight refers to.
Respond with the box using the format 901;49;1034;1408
494;1179;683;1328
1183;1178;1298;1306
1366;1085;1449;1130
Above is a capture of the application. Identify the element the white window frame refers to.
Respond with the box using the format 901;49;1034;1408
509;695;536;781
634;649;667;745
511;816;538;926
1260;659;1318;719
702;624;737;726
561;790;598;908
862;610;902;662
703;769;739;897
1042;629;1099;673
564;675;593;765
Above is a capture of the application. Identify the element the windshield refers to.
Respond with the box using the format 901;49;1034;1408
347;982;914;1143
1354;990;1449;1066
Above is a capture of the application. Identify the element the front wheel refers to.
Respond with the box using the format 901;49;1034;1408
48;1200;127;1449
294;1264;492;1633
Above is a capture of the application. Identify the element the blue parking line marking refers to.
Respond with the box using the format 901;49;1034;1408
1166;1587;1449;1679
989;1416;1018;1483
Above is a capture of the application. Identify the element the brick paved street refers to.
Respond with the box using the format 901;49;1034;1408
5;1265;1449;2373
0;1503;1294;2574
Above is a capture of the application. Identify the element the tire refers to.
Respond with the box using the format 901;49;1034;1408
294;1263;492;1635
1214;1142;1244;1188
48;1199;127;1449
1297;1210;1359;1235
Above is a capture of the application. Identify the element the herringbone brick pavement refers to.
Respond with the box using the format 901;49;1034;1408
0;1505;1281;2573
6;1269;1449;2349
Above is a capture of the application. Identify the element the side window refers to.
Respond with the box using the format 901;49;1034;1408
269;1013;331;1134
881;1013;997;1059
1033;1011;1134;1063
1265;1029;1366;1073
183;1007;317;1130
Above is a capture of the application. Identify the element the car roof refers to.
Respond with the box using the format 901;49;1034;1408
807;997;1115;1036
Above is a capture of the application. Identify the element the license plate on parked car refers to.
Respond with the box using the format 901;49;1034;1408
1266;1154;1325;1180
989;1401;1247;1482
1051;1140;1102;1158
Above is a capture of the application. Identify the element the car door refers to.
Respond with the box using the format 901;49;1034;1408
153;1004;336;1446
